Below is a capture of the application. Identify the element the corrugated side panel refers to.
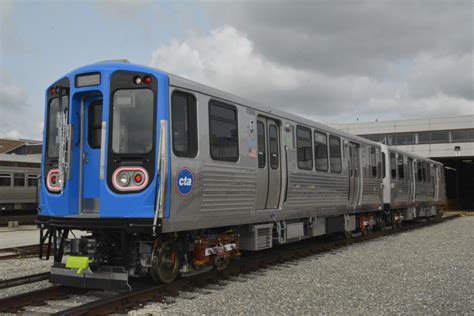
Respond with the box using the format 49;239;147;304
361;178;382;205
201;164;256;213
392;181;409;204
286;172;347;208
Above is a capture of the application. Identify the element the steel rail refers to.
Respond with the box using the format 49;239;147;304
0;285;85;313
0;272;50;290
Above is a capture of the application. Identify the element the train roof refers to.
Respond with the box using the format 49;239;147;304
380;144;443;166
167;73;383;149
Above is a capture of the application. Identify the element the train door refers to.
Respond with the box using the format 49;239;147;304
348;142;360;207
81;97;103;214
407;158;415;202
432;165;438;200
256;117;281;209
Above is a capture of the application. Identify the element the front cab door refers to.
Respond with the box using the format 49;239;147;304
81;97;103;214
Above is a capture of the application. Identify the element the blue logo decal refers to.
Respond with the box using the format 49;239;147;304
176;167;194;196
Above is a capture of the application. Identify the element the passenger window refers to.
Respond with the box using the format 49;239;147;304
27;175;39;187
209;101;239;162
296;126;313;170
398;155;405;179
0;174;11;187
329;136;342;173
390;153;397;179
370;147;377;177
88;100;103;149
172;91;198;157
417;161;423;182
13;173;25;186
269;125;279;169
314;131;328;172
257;121;266;168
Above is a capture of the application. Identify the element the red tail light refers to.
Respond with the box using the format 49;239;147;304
143;75;152;84
112;167;149;192
47;169;62;192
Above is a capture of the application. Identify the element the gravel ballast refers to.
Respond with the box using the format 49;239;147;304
0;258;53;299
132;217;474;315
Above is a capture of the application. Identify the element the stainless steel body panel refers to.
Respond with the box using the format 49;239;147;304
380;144;446;210
160;74;443;233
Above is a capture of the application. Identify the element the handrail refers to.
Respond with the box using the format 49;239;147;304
153;120;168;236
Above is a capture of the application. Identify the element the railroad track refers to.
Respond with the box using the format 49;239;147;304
0;272;50;290
0;244;46;260
0;214;462;315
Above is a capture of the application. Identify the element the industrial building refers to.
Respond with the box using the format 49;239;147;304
334;115;474;210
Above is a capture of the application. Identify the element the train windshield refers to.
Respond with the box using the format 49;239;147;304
111;89;154;154
47;96;69;158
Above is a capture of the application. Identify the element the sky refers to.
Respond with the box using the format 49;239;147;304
0;0;473;140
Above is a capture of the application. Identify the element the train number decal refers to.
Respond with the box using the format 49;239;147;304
176;167;194;196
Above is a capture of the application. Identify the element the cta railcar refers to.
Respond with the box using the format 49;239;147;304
0;154;40;212
381;145;446;221
37;61;445;290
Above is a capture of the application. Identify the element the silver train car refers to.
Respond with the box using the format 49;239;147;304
39;62;446;290
0;154;40;212
381;145;446;222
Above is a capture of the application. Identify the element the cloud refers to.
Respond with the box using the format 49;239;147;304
0;80;43;140
150;25;473;125
207;0;473;77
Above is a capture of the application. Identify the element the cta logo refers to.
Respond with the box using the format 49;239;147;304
176;167;194;196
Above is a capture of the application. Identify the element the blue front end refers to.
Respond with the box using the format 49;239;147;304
39;62;170;220
37;62;172;291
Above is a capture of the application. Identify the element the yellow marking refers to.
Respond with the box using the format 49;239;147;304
66;256;92;274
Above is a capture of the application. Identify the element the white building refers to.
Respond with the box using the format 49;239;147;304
332;115;474;210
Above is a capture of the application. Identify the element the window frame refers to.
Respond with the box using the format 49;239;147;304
268;124;279;170
314;130;329;172
257;120;266;168
87;100;103;150
13;173;25;187
329;135;342;174
370;147;377;178
296;125;313;170
208;100;239;162
397;154;405;180
171;90;198;158
0;173;12;187
390;152;397;179
110;88;155;155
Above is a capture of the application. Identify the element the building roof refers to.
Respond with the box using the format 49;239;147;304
0;138;42;154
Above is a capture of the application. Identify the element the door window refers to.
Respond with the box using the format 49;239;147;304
398;155;405;179
314;131;328;172
390;153;397;179
257;121;266;168
88;101;103;149
269;125;279;169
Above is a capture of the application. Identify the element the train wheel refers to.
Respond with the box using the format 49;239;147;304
151;242;180;284
214;256;230;270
